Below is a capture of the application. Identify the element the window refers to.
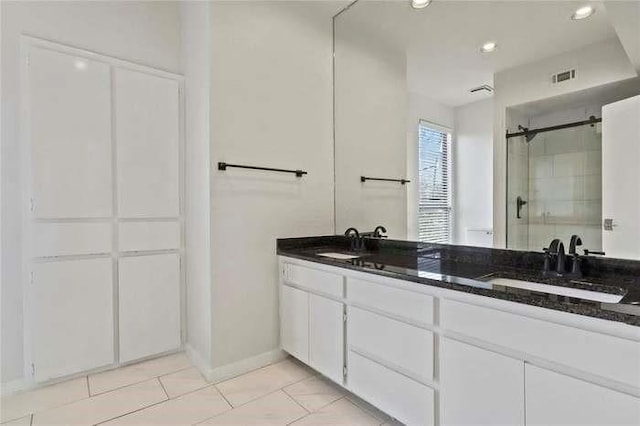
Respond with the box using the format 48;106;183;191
418;120;452;243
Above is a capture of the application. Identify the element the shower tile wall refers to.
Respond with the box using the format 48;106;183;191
527;125;602;251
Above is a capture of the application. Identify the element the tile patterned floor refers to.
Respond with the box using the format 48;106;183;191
1;353;398;425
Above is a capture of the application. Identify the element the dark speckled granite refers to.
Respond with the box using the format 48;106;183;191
277;236;640;326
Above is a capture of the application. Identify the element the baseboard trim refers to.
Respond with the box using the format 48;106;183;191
185;344;214;379
204;348;287;383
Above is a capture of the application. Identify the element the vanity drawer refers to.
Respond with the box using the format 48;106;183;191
348;277;434;326
348;351;434;426
285;263;343;298
441;299;640;388
348;306;433;383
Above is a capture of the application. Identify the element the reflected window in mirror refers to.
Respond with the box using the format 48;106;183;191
418;120;452;243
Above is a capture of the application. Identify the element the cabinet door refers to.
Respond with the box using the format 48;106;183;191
31;259;114;381
441;338;524;426
115;69;180;218
119;254;181;363
28;47;112;218
309;294;344;383
526;364;640;426
280;285;309;363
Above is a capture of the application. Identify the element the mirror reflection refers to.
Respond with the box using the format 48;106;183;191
334;0;640;259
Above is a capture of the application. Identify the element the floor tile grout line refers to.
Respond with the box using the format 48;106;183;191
281;388;311;415
212;383;234;410
213;356;296;387
285;410;311;426
155;364;195;380
157;377;170;400
212;367;313;409
197;385;302;425
3;355;191;424
9;357;305;426
11;389;96;424
92;393;170;426
89;363;193;397
21;376;168;424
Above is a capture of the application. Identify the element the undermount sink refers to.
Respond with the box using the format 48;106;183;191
488;277;625;304
317;252;361;260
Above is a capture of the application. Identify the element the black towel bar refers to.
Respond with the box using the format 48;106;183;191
361;176;410;185
218;162;307;178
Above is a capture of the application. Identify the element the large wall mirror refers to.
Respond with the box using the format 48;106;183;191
334;0;640;259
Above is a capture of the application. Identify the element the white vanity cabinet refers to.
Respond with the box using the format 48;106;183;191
278;256;640;426
280;284;310;363
441;338;524;426
525;364;640;426
280;263;345;383
309;294;344;383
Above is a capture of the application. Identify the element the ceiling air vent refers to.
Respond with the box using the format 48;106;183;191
552;69;576;84
469;84;494;94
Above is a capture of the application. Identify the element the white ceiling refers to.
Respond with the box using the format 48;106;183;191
339;0;635;107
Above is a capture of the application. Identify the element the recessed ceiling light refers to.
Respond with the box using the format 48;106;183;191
480;42;497;53
74;60;88;71
571;5;595;20
411;0;432;10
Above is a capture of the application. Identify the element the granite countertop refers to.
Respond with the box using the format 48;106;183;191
277;236;640;327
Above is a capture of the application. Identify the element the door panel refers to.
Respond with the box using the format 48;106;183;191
280;285;309;363
115;69;180;218
31;258;114;381
526;364;640;426
28;47;112;218
309;294;343;383
348;351;434;426
441;338;524;426
119;254;181;363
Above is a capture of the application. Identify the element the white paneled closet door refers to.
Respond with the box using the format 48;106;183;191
27;46;115;381
31;259;114;381
25;38;183;382
115;68;180;218
28;47;113;219
114;68;182;362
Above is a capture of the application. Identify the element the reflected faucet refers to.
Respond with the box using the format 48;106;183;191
543;239;566;276
373;225;387;238
568;235;583;277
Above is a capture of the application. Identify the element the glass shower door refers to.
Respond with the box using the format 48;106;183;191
507;135;530;250
507;123;603;252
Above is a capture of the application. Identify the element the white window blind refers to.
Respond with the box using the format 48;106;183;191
418;120;452;243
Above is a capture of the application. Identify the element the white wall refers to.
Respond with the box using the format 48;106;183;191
493;38;638;247
1;0;181;385
334;9;408;239
453;99;494;245
406;93;454;241
208;1;335;378
180;1;212;374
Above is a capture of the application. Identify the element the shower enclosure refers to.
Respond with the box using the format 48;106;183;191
506;118;603;252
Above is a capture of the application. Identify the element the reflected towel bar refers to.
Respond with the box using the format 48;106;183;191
361;176;410;185
218;162;307;177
